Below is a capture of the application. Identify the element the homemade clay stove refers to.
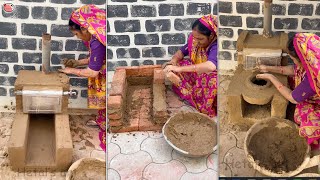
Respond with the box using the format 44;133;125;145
226;0;289;126
108;65;168;133
8;34;73;171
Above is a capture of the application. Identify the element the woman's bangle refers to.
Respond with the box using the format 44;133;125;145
193;65;196;73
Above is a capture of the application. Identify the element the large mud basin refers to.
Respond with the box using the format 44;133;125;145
245;118;308;175
27;114;55;166
163;112;217;157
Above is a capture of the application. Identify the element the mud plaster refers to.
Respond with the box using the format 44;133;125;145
164;112;217;156
26;114;55;166
69;159;106;180
248;120;307;173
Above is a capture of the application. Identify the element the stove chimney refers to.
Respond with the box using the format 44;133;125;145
263;0;273;38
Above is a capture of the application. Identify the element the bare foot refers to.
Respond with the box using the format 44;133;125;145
166;72;182;86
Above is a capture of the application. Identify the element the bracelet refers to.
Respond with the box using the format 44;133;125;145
193;65;196;73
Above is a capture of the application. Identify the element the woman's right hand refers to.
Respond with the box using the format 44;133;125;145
61;58;79;68
257;65;268;73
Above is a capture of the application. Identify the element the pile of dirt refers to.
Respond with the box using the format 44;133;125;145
248;120;308;173
68;158;106;180
164;112;217;156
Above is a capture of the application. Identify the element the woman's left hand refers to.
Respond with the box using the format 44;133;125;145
256;73;275;81
164;65;181;74
58;67;73;74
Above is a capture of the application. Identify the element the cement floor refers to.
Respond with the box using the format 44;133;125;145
219;73;320;177
0;113;105;180
107;88;218;180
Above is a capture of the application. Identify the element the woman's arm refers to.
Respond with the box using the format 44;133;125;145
256;73;298;104
170;50;184;65
259;65;295;76
58;67;99;78
169;61;216;74
77;58;89;65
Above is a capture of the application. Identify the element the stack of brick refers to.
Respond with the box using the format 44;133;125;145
152;69;168;125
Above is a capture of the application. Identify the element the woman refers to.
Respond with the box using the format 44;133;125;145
163;14;218;117
59;4;106;152
257;33;320;149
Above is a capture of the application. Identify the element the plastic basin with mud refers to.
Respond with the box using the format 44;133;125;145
244;118;319;177
66;158;106;180
163;112;217;157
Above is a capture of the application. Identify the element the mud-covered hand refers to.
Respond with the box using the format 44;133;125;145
58;67;74;74
164;65;181;74
256;73;274;81
61;58;79;68
257;65;268;73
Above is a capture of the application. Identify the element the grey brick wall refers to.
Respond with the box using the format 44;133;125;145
0;1;105;109
218;0;320;70
107;0;218;83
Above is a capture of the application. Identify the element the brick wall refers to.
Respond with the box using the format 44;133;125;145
218;0;320;70
107;0;217;84
0;0;105;109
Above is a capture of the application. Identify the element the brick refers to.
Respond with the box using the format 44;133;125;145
39;40;63;51
246;17;263;28
50;0;76;4
187;3;211;15
222;41;237;50
0;38;7;49
107;96;122;110
32;7;58;20
50;66;63;72
107;5;128;18
51;54;76;65
51;25;73;37
107;35;130;46
13;65;36;75
0;52;18;63
80;0;105;5
131;60;140;66
23;53;41;64
114;20;140;33
316;4;320;15
19;0;45;1
9;88;14;97
0;64;9;74
219;1;232;13
153;69;165;84
146;20;171;32
107;61;128;71
109;119;123;127
107;49;113;59
78;54;88;60
117;65;161;77
135;34;159;45
219;28;234;38
114;20;141;33
272;4;286;15
0;22;17;35
65;40;88;51
81;90;87;98
213;3;217;15
61;8;77;20
159;4;184;16
238;29;258;35
0;77;16;86
168;46;181;56
236;2;259;14
21;23;47;37
162;33;185;45
288;3;313;16
110;69;126;97
219;51;232;61
70;78;88;87
139;118;162;131
274;18;298;30
12;38;36;50
142;47;166;58
131;5;156;17
219;15;242;27
0;87;7;96
108;112;123;120
302;18;320;31
2;5;29;19
116;118;139;132
174;18;197;31
111;0;137;2
143;60;154;65
116;48;140;59
107;21;110;32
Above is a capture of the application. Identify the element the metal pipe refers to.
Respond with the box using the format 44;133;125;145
42;33;51;74
263;0;273;38
14;90;76;96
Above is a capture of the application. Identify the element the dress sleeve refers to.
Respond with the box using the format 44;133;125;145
88;38;106;71
292;75;316;103
207;42;218;68
180;44;188;56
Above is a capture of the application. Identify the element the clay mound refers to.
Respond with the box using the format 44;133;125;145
66;158;106;180
248;120;307;173
164;112;217;156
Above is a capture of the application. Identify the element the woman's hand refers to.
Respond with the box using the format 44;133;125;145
256;73;275;81
164;65;181;74
58;67;74;74
257;65;268;73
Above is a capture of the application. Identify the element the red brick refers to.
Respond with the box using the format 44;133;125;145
153;69;165;84
116;118;139;132
108;111;123;120
110;69;127;97
117;65;161;77
128;109;139;119
154;117;168;125
109;119;123;127
107;96;122;110
166;94;183;108
139;118;163;131
153;84;167;111
153;110;168;118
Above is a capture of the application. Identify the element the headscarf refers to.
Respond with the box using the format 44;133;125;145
70;4;106;46
293;33;320;96
188;14;218;64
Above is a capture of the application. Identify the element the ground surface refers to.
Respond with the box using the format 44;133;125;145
0;113;105;180
108;88;218;180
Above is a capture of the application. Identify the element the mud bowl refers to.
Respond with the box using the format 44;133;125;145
163;112;217;157
248;120;307;173
66;158;106;180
